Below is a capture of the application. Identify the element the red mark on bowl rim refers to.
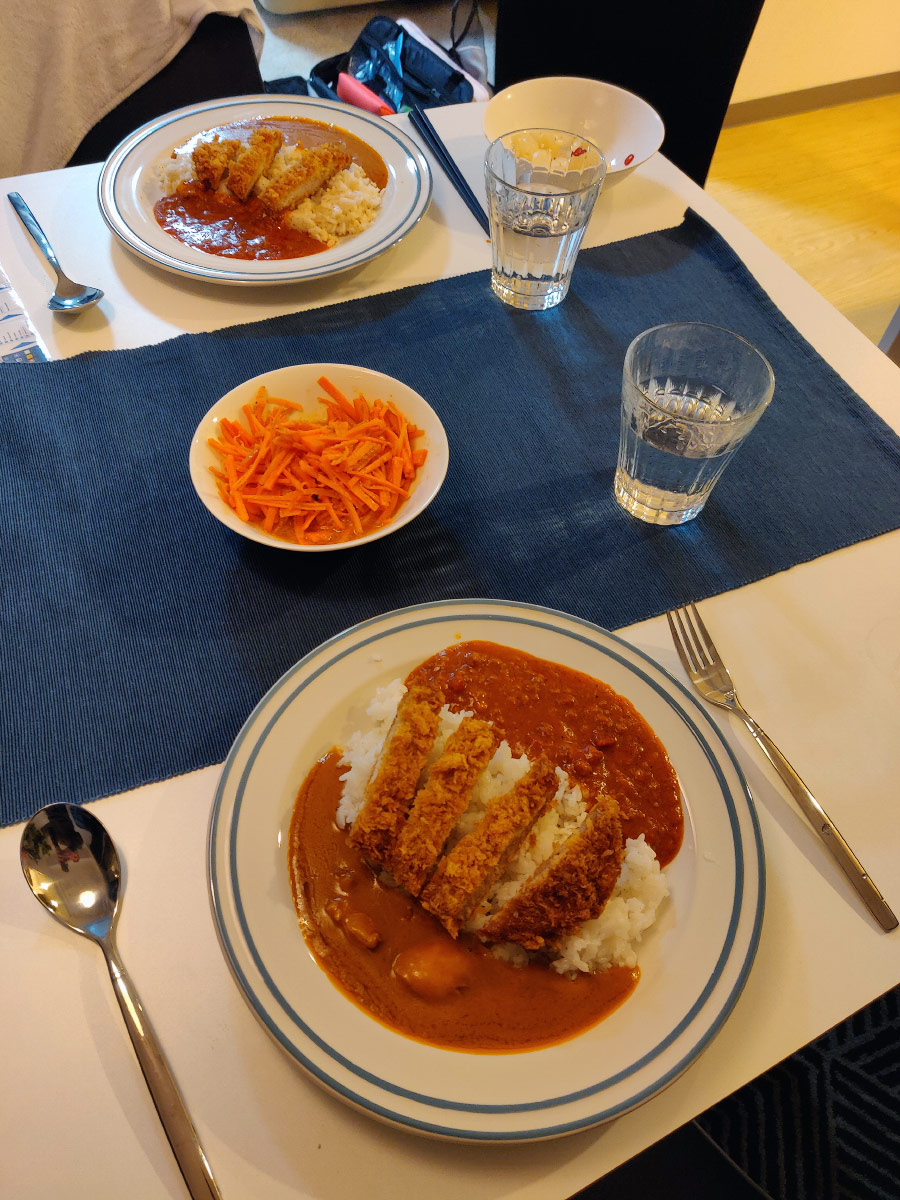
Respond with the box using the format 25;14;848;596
624;153;635;166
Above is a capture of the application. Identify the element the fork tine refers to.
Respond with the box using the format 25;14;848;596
667;609;696;676
687;602;721;666
675;604;707;669
669;603;711;670
667;606;703;674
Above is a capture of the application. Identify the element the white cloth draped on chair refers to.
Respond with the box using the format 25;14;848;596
2;0;263;177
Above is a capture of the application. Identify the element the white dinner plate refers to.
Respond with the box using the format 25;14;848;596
208;599;764;1142
97;95;432;285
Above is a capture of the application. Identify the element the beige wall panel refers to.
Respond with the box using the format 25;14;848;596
733;0;900;102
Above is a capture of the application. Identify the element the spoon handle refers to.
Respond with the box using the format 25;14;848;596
104;941;223;1199
7;192;63;275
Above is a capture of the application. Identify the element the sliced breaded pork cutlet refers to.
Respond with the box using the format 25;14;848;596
227;127;284;202
479;794;624;951
262;143;352;212
391;717;499;897
420;755;557;937
191;136;240;190
350;683;444;869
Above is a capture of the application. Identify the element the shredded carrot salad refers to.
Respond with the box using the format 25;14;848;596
207;377;428;545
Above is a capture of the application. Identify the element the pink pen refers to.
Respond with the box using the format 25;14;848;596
337;73;395;117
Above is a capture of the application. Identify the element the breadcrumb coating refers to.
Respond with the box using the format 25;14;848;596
350;683;444;868
420;756;557;937
190;136;239;190
227;127;284;202
391;718;499;897
262;144;352;212
479;794;624;950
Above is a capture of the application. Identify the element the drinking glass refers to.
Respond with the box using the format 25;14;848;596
614;322;775;525
484;128;606;310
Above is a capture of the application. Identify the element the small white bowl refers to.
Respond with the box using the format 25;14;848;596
483;76;664;188
189;363;449;551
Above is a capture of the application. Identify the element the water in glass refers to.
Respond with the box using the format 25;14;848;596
488;184;595;310
614;375;749;525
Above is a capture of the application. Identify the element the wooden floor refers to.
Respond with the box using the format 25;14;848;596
706;92;900;347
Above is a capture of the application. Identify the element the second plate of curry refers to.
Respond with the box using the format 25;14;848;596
98;95;432;284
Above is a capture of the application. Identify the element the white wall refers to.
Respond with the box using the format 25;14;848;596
733;0;900;102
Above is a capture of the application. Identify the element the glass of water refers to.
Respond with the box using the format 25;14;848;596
484;128;606;310
614;322;775;525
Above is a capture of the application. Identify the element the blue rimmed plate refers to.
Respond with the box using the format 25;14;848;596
97;95;432;285
207;599;764;1142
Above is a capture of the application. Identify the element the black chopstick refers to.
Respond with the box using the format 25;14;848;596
408;104;491;237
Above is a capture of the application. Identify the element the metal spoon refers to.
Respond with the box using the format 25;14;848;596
20;803;222;1199
8;192;104;311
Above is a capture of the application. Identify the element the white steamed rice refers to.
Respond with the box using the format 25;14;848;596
337;679;669;977
282;161;381;246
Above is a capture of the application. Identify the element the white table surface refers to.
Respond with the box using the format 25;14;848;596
2;102;899;1200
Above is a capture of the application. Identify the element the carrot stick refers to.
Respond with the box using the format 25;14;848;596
350;472;408;498
317;376;358;420
233;490;249;522
268;397;306;412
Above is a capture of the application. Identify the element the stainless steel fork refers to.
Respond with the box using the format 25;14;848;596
667;602;897;932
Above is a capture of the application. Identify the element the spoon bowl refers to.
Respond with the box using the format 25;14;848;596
20;802;120;939
48;280;105;312
8;191;104;312
20;803;222;1199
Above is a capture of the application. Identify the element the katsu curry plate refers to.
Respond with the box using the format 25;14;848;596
208;600;764;1141
98;96;432;284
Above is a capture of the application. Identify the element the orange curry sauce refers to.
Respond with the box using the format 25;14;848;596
154;117;388;261
287;641;683;1052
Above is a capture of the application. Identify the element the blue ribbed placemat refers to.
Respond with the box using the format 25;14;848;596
3;210;899;825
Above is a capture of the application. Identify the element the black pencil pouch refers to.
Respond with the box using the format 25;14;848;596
309;15;474;111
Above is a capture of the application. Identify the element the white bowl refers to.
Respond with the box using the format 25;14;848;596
483;76;664;188
189;363;449;551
